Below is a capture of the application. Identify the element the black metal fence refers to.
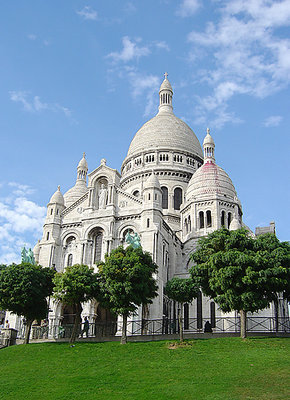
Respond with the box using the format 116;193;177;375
17;316;290;340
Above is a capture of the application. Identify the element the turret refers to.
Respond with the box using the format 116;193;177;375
64;153;88;207
77;152;88;182
143;172;162;210
203;128;215;164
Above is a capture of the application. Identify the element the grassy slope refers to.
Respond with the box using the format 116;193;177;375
0;337;289;400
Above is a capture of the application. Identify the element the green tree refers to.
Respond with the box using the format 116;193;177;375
99;245;158;344
190;228;290;338
53;264;100;343
0;263;55;344
164;277;199;341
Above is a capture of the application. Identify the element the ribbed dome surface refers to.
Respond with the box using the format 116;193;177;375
127;112;203;157
186;161;237;201
64;181;88;207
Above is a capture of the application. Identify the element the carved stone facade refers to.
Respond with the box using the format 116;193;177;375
24;75;286;331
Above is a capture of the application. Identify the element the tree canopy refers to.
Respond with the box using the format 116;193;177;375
99;245;158;344
0;263;55;343
53;264;100;343
190;228;290;338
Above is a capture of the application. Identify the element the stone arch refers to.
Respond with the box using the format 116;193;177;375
118;221;139;241
84;223;109;240
61;230;80;244
88;226;105;264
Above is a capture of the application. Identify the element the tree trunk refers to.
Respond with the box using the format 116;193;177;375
70;302;82;344
121;314;127;344
179;304;183;342
240;310;247;339
23;318;33;344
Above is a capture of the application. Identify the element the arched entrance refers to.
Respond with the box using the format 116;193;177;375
95;304;117;336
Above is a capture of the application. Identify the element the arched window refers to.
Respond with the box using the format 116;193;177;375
132;190;140;198
221;211;225;227
122;228;134;243
161;186;168;209
66;236;76;246
197;291;202;329
184;303;189;330
206;210;212;227
89;229;104;264
67;254;73;267
174;188;182;210
147;218;150;228
228;212;232;228
184;218;188;234
188;216;191;232
210;302;216;328
199;211;204;229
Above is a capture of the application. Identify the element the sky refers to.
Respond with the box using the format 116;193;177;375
0;0;289;264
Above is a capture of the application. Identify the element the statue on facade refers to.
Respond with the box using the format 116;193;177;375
21;246;35;264
125;232;141;249
99;184;108;209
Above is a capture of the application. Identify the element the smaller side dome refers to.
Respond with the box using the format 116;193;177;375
33;240;40;256
49;186;64;205
229;217;241;231
144;172;161;190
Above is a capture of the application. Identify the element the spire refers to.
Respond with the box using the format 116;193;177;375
158;72;173;114
203;128;215;164
77;152;88;182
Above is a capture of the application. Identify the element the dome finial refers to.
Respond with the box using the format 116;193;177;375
164;72;168;80
83;152;86;158
57;185;60;191
207;127;210;135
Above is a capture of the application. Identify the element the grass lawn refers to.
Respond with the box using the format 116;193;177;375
0;337;289;400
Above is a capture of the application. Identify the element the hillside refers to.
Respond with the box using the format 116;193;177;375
0;337;289;400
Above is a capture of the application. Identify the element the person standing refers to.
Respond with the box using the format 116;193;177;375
81;316;90;338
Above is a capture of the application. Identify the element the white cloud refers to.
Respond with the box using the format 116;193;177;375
77;6;98;21
0;183;46;265
9;91;72;118
176;0;200;17
263;115;283;127
9;91;33;112
154;41;170;51
27;34;37;40
127;70;160;116
187;0;290;128
107;36;150;63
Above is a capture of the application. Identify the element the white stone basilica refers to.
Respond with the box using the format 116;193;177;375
28;74;285;332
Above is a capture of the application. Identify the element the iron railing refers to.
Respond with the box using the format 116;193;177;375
16;316;290;340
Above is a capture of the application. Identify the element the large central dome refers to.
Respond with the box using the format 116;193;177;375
127;111;202;157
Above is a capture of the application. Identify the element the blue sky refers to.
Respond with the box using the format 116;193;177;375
0;0;289;264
